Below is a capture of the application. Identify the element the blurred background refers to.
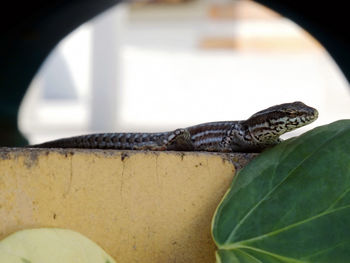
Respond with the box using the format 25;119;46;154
19;0;350;144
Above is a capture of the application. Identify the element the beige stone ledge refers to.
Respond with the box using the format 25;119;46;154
0;148;256;263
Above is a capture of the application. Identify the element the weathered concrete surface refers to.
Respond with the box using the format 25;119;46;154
0;148;256;263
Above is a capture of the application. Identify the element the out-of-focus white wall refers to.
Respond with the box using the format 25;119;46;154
19;0;350;144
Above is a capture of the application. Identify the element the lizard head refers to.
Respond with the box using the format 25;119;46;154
243;101;318;144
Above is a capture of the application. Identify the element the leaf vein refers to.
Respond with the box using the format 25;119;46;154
225;245;308;263
236;248;263;263
302;239;350;260
325;186;350;212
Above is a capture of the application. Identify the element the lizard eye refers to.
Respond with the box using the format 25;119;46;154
286;110;296;116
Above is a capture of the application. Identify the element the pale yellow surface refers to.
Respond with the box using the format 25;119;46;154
0;148;236;263
0;228;116;263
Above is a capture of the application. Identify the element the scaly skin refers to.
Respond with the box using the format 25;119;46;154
29;101;318;153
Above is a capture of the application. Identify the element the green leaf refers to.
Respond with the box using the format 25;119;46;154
212;120;350;263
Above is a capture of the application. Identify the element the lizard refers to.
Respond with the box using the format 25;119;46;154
28;101;318;153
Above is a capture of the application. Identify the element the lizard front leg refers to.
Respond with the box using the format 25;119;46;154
219;124;260;152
